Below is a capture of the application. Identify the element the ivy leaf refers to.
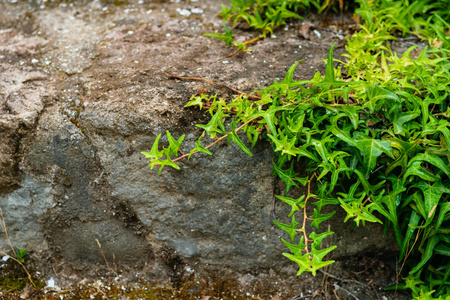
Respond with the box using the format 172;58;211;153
399;210;421;262
433;243;450;256
283;244;337;276
276;195;306;217
312;195;339;213
353;169;386;193
274;215;299;244
311;209;336;230
265;60;308;92
393;109;421;135
388;138;422;158
250;105;289;138
141;134;163;159
166;131;185;156
331;114;360;149
436;120;450;148
336;181;364;203
203;25;234;45
281;237;306;256
188;136;212;160
268;132;299;157
340;199;383;226
272;160;301;195
150;148;181;175
353;132;394;176
184;95;205;110
370;188;405;246
402;191;427;219
385;153;408;176
364;84;400;114
407;152;450;178
315;43;351;90
228;121;252;156
337;105;362;130
403;161;441;182
409;235;440;274
386;138;422;176
435;202;450;233
309;231;335;250
196;108;228;138
411;181;450;223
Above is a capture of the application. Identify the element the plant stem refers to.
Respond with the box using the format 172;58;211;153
171;118;257;163
221;35;263;59
166;73;261;100
302;174;316;254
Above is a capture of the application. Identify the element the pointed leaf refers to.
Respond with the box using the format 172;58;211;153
142;134;163;159
272;160;299;195
274;215;299;244
228;121;252;156
166;131;185;156
409;235;440;274
276;195;306;217
311;209;336;230
353;132;394;176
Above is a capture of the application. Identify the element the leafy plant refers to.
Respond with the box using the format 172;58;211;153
203;0;325;56
15;248;26;263
144;0;450;298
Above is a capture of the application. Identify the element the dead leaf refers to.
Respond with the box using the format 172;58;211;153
432;38;444;48
351;14;360;26
20;283;32;299
271;295;281;300
200;296;211;300
298;22;313;39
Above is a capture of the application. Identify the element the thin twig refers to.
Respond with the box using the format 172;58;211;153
333;289;341;300
169;118;257;164
96;239;119;277
167;73;261;100
0;208;36;288
290;294;312;300
302;174;316;254
0;209;16;258
396;227;423;286
318;269;370;288
334;284;360;300
220;36;262;59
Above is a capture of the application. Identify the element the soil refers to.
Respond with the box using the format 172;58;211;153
0;0;414;299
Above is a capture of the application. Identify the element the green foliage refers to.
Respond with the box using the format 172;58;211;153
144;0;450;298
204;0;325;52
15;248;26;263
218;0;317;37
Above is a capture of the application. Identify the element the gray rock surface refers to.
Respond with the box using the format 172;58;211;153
0;0;401;298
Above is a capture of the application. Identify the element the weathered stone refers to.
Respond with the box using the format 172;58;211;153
0;1;401;298
0;176;52;252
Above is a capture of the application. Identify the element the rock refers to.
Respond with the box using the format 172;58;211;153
0;176;52;252
0;1;399;298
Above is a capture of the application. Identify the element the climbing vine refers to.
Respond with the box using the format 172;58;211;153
143;0;450;298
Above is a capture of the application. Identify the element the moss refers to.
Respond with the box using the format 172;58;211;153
0;257;45;293
0;271;295;299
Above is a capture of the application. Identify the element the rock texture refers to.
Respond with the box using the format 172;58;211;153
0;0;401;298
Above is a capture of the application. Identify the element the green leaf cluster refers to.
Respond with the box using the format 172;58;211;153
204;0;328;52
144;0;450;297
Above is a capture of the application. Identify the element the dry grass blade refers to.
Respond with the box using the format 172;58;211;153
96;239;119;277
0;208;36;288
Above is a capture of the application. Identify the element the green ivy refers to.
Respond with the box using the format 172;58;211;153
144;0;450;298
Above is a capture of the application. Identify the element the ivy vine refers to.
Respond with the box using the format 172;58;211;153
143;0;450;298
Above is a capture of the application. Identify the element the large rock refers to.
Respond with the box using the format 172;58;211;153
0;1;399;297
